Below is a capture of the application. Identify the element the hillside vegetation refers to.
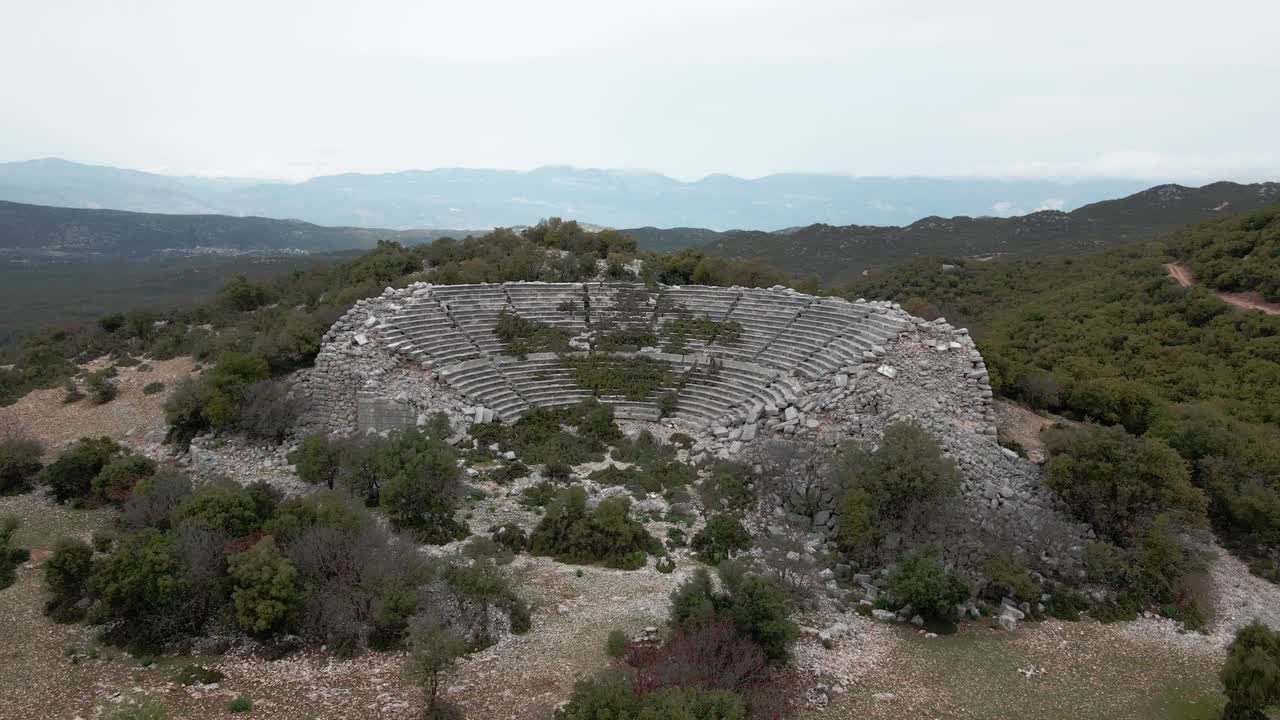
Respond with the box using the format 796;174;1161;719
847;203;1280;578
676;181;1280;282
1172;206;1280;302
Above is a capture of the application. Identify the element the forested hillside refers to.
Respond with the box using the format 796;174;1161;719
1171;205;1280;302
0;200;453;260
681;181;1280;282
846;203;1280;577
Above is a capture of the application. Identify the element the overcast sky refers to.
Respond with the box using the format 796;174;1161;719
2;0;1277;182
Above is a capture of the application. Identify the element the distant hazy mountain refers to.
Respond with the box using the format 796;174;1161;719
0;200;456;261
0;158;1158;231
669;182;1280;282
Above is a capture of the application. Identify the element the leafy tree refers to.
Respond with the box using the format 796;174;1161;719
407;612;467;719
89;529;194;645
44;537;94;621
227;537;302;635
289;434;342;489
91;453;156;505
529;486;659;569
668;566;797;663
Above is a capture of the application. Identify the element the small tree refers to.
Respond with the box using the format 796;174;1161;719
289;435;342;489
0;434;43;495
378;430;465;544
227;536;302;635
87;370;118;405
888;547;971;622
690;514;752;565
407;613;467;719
1220;621;1280;720
44;537;94;621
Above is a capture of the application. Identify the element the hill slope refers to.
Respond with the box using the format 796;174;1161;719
0;200;456;260
680;181;1280;282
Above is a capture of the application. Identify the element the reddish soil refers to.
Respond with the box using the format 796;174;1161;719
1165;263;1280;315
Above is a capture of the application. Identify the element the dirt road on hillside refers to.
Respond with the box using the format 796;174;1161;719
1165;263;1280;315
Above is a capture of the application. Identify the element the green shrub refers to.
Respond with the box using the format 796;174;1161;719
668;566;797;663
1219;621;1280;720
0;434;43;495
62;380;85;404
41;436;120;504
44;537;94;622
529;486;660;569
227;695;252;713
558;672;747;720
289;434;342;489
88;529;199;647
87;370;118;405
494;310;572;355
228;537;302;635
605;628;629;658
236;379;299;445
407;612;467;718
488;461;530;483
888;547;971;622
544;461;572;481
669;432;695;450
176;480;261;537
560;355;674;401
120;470;193;531
91;453;157;505
690;514;752;564
377;430;466;544
1045;425;1206;543
981;550;1041;604
696;462;755;515
490;523;528;554
833;422;958;559
142;381;165;395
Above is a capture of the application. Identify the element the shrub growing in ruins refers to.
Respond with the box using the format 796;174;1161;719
44;537;94;621
529;486;660;569
164;351;270;446
289;434;343;489
887;547;971;623
981;550;1040;604
227;536;302;635
41;436;121;504
561;355;675;401
236;379;300;445
691;514;752;565
833;422;958;560
376;429;466;544
0;433;43;495
696;461;756;516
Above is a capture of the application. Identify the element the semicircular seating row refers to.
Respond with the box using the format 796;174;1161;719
384;283;909;426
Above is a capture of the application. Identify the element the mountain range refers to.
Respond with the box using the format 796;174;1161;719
677;181;1280;282
0;158;1156;231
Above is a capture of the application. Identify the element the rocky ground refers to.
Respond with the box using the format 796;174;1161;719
3;355;1279;719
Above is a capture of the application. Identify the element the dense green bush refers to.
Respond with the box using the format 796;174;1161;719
289;434;342;489
87;369;118;405
668;566;797;663
89;529;202;646
175;480;264;537
91;453;157;506
0;434;43;495
833;422;958;560
40;436;121;504
560;355;674;401
376;429;466;544
696;462;756;516
227;537;302;635
469;400;619;466
690;514;752;564
1219;621;1280;720
888;547;971;622
494;310;573;356
529;486;660;569
1045;424;1206;543
164;352;271;446
981;550;1041;604
44;537;94;621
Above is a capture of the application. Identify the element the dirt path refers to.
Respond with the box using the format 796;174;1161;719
1165;263;1280;315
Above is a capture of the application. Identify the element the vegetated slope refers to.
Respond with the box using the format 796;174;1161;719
689;181;1280;282
1170;204;1280;302
0;200;456;260
846;204;1280;577
0;158;1152;230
